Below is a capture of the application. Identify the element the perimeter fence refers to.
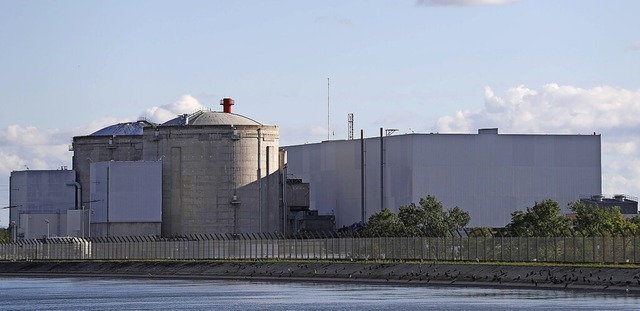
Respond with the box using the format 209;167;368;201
2;232;640;264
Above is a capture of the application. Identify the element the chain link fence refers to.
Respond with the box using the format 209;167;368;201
2;233;640;264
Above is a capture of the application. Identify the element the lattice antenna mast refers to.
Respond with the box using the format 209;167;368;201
348;113;354;140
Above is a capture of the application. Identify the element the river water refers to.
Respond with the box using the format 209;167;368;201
0;277;638;310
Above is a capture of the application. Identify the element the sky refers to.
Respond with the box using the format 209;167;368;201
1;0;639;227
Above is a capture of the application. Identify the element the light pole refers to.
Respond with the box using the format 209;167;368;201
10;221;16;241
45;219;50;239
81;205;85;238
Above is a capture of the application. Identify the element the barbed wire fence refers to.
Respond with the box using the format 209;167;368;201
1;229;639;264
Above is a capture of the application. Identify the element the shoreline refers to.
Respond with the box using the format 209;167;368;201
1;260;639;294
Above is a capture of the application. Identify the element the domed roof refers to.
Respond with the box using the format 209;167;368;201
162;110;262;126
90;120;153;136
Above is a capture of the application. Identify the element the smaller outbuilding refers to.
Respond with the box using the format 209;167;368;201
579;194;639;216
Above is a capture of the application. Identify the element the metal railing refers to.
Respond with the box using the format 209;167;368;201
2;233;640;264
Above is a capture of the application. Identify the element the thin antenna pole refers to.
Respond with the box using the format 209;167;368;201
327;77;330;141
380;127;384;211
361;129;365;223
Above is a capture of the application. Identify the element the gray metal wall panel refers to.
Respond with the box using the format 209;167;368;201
90;163;108;223
108;161;162;222
284;132;601;228
90;161;162;223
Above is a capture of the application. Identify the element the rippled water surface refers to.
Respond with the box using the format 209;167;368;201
1;277;639;310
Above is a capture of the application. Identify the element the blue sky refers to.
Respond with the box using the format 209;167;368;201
1;0;639;227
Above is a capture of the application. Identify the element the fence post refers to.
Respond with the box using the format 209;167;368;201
622;232;627;263
612;231;616;264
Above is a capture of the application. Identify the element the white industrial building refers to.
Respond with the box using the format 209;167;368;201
283;128;602;228
8;170;78;239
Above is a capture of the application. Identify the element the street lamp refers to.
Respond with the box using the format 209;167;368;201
44;219;50;239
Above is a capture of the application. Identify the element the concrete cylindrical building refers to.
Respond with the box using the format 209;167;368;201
142;99;281;235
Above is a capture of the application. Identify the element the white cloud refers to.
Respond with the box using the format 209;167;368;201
0;152;24;174
0;125;61;146
434;83;640;196
141;95;207;124
417;0;520;6
0;124;72;179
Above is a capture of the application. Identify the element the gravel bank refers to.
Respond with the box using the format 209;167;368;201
1;261;639;294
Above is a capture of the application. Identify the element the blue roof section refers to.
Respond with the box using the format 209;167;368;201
90;121;153;136
162;110;262;126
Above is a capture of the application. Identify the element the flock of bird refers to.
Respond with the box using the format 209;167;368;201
216;261;639;292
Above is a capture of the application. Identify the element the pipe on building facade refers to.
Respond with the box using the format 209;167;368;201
65;180;82;210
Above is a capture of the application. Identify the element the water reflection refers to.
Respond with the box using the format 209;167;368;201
0;277;638;311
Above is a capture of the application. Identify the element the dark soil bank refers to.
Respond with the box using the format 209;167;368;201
1;261;639;293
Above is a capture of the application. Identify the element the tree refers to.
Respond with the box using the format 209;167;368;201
570;201;638;236
398;203;425;236
0;228;9;243
504;199;571;237
364;196;471;237
399;196;470;237
468;227;493;237
447;206;471;230
630;215;640;233
364;208;405;237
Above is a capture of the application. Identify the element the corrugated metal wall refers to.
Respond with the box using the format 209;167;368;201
284;132;601;228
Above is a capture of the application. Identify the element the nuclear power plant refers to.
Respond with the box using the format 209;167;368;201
8;97;634;240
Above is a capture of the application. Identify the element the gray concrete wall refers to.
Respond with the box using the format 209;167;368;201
143;124;281;235
91;222;161;237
